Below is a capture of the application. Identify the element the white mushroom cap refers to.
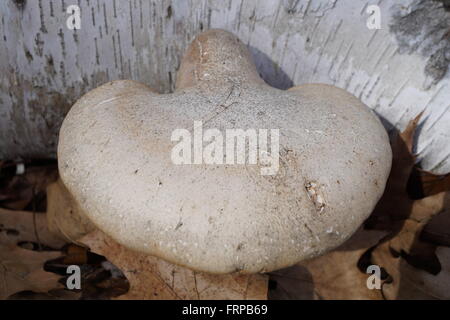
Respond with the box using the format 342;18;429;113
58;29;392;274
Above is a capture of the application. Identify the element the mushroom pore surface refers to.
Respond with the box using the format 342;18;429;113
58;29;392;274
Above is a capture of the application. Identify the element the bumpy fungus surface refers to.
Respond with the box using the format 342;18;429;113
58;30;392;274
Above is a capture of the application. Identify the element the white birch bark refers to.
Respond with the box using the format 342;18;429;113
1;0;449;173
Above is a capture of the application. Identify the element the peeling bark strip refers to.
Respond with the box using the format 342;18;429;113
390;0;450;87
0;0;449;174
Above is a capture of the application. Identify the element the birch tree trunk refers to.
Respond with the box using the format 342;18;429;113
1;0;449;173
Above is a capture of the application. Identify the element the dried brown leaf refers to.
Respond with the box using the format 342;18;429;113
422;206;450;246
373;244;450;299
409;168;450;198
366;113;450;299
0;208;66;248
0;244;62;299
269;228;388;300
80;230;268;300
367;113;425;229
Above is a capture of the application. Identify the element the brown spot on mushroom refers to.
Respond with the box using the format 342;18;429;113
305;181;326;213
175;221;183;230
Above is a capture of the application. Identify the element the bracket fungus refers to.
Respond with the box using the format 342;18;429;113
58;29;392;274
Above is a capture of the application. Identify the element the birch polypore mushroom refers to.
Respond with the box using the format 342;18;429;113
58;29;392;274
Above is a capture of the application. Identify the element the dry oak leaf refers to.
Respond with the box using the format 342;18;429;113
0;208;66;299
367;113;450;299
366;113;425;229
370;192;449;299
0;208;66;248
411;159;450;247
0;244;62;299
80;230;268;300
269;227;388;300
367;112;450;236
372;244;450;299
422;206;450;246
409;168;450;199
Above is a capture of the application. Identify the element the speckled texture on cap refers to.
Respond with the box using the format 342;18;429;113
58;29;392;274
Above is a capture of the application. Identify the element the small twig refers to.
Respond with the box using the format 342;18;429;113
193;271;200;300
32;186;42;251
